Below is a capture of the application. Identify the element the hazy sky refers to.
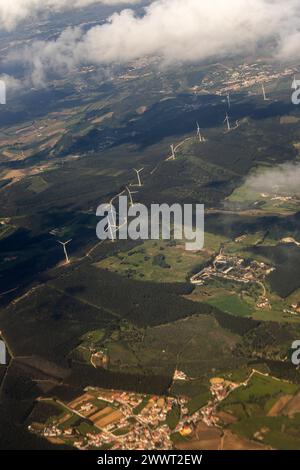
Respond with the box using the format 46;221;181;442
0;0;140;30
3;0;300;85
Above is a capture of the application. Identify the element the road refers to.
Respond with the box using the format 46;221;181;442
166;137;193;161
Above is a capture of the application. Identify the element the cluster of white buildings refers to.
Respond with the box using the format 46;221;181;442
201;378;239;427
197;63;296;95
191;250;272;291
31;379;245;450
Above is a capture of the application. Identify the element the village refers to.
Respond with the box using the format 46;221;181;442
191;249;273;287
190;249;274;310
193;62;296;95
28;371;239;451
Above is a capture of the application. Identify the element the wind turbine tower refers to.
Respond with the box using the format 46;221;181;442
224;113;231;132
227;93;231;109
58;240;72;264
133;168;144;187
262;83;268;101
105;203;117;234
196;122;203;143
107;217;116;242
170;144;176;160
126;186;137;207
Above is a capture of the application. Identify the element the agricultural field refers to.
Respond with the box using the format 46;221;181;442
97;233;226;283
217;373;300;449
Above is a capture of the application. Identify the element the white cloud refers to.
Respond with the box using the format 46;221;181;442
74;0;289;64
7;0;300;85
0;0;140;30
244;162;300;196
0;73;24;94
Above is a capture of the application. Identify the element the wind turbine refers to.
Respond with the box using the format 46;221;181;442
133;168;144;187
126;186;138;207
227;93;231;109
196;122;205;143
107;217;116;242
106;214;128;243
58;240;72;264
103;190;127;241
170;144;176;160
262;83;269;101
224;113;231;132
104;202;117;234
